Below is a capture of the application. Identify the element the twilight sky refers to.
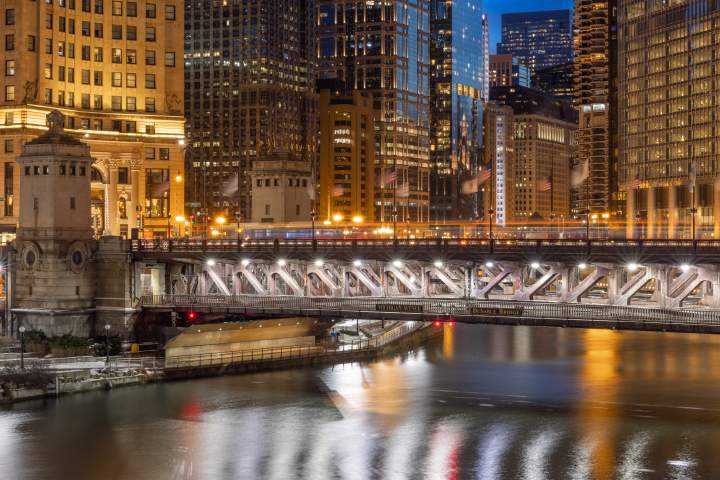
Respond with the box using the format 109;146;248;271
484;0;574;52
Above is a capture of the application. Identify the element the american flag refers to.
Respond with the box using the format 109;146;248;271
461;163;492;194
397;182;410;198
221;172;239;197
380;168;397;187
331;185;344;197
538;175;552;192
628;176;641;190
688;163;696;194
478;163;492;184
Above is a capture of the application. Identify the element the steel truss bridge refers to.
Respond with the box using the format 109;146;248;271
134;238;720;333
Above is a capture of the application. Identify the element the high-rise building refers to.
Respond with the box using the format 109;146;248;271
0;0;185;239
318;84;375;223
491;86;576;221
429;0;487;221
573;0;618;224
532;62;574;100
317;0;431;222
184;0;316;225
489;54;530;88
481;102;514;226
497;10;573;73
618;0;720;239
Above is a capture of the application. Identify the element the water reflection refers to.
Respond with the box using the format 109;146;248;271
3;325;720;479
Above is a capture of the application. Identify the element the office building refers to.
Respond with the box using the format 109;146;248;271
317;0;431;222
0;0;185;238
318;84;375;223
491;86;576;221
489;54;530;88
573;0;618;223
618;0;720;239
532;61;574;100
497;10;573;73
249;151;313;223
481;102;514;226
429;0;487;221
184;0;316;225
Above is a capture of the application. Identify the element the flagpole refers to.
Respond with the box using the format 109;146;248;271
393;159;398;243
550;160;555;238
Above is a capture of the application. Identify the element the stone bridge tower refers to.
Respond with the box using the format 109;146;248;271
13;111;96;336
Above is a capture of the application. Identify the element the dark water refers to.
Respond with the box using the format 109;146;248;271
3;324;720;479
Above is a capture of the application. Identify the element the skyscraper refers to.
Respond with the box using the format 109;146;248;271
317;0;431;222
533;62;574;100
489;54;530;88
573;0;618;224
0;0;185;239
184;0;316;224
497;10;573;73
618;0;719;239
429;1;487;221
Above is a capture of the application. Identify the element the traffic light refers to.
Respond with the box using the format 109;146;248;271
434;318;455;327
187;311;198;322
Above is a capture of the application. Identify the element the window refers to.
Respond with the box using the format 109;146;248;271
82;21;90;36
118;167;129;184
5;34;14;51
126;72;136;87
68;67;75;82
145;148;155;159
112;0;122;15
81;69;90;84
127;25;136;40
68;43;74;58
81;94;90;109
4;163;13;217
126;49;136;64
146;27;155;42
112;48;122;63
44;88;52;104
145;97;155;112
44;63;52;79
265;204;270;215
93;71;103;86
45;13;53;29
5;60;15;76
164;52;175;67
165;4;175;20
111;96;121;110
127;1;137;16
93;47;103;62
45;38;53;54
145;3;155;18
5;9;15;25
145;73;155;89
92;119;102;130
159;148;169;160
70;197;76;209
67;92;75;107
82;0;90;11
145;169;169;217
58;91;65;106
69;19;75;34
58;66;65;81
59;16;66;32
58;41;65;56
94;23;103;38
126;121;136;133
94;0;103;13
112;24;122;40
5;85;14;101
111;72;121;87
145;123;155;134
145;50;156;65
126;96;136;111
4;140;12;152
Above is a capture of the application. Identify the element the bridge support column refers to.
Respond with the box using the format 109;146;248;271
606;267;622;304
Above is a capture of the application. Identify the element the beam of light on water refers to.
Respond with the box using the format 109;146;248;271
475;423;516;480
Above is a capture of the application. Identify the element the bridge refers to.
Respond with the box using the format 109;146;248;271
133;237;720;334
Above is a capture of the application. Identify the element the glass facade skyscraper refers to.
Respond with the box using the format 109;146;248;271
317;1;431;222
497;10;573;73
429;1;487;220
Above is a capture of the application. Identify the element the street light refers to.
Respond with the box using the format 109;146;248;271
484;261;494;268
241;258;250;267
315;259;324;267
353;259;362;267
351;215;364;224
332;213;343;223
392;260;403;268
18;326;25;370
206;259;216;266
627;262;639;272
277;258;287;267
104;324;111;366
530;262;540;270
433;260;443;268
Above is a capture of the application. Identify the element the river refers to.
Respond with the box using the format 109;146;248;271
3;324;720;479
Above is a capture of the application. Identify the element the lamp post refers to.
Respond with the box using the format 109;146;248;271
310;208;317;249
18;326;25;370
104;324;111;366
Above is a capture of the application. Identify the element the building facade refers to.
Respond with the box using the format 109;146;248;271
489;54;530;88
429;0;487;221
317;0;431;222
491;86;576;222
618;0;720;239
0;0;185;238
481;102;514;226
318;85;375;223
532;62;574;100
573;0;618;223
249;151;313;224
497;10;573;73
184;0;316;225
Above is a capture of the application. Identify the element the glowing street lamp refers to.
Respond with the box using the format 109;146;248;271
175;174;183;183
175;215;186;223
332;213;344;223
214;216;227;225
351;215;364;224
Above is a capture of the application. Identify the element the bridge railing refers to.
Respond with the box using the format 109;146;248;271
142;294;720;328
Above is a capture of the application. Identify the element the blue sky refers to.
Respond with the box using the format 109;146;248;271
484;0;574;52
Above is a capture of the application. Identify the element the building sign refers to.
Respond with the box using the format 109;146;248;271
470;306;524;317
376;303;424;313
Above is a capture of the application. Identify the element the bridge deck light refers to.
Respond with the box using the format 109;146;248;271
241;258;250;267
680;264;690;272
392;260;403;268
627;262;639;272
353;260;362;267
434;260;443;268
530;262;540;270
206;259;216;266
484;261;494;268
277;258;287;267
578;262;587;270
315;259;324;267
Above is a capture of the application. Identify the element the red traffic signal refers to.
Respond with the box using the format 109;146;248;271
434;318;455;327
187;311;198;322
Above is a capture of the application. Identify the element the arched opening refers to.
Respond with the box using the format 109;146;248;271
90;165;106;237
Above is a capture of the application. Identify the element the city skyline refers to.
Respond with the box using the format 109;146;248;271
485;0;573;53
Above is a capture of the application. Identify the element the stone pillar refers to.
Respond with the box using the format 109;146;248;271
107;164;119;236
714;178;720;239
128;167;141;231
626;185;636;239
646;187;656;239
668;185;677;239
